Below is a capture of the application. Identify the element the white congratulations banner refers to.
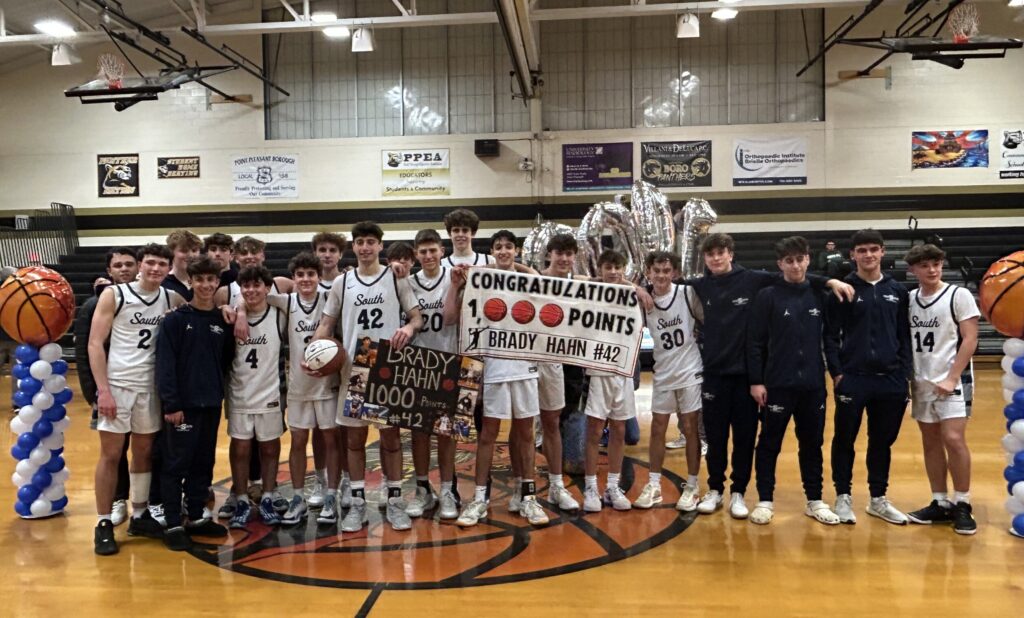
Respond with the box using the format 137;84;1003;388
459;270;643;376
232;154;299;199
732;136;807;186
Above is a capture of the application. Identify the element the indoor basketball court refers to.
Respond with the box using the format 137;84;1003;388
0;1;1022;616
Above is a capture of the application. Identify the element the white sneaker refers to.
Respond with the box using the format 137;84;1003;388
676;484;699;512
111;499;128;526
438;490;459;520
729;493;749;519
387;497;413;531
217;494;238;520
307;477;325;508
604;486;632;511
866;496;909;525
456;500;488;527
666;432;686;450
697;490;723;514
549;484;579;511
281;495;308;525
339;478;353;508
509;486;522;513
805;500;840;525
834;494;857;524
341;498;368;532
583;486;602;513
749;501;774;525
405;485;437;518
148;503;167;527
520;496;549;526
634;482;663;509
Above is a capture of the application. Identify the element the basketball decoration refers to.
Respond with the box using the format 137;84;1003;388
512;300;536;324
539;303;564;328
0;266;75;346
483;297;507;322
304;337;346;375
980;251;1024;338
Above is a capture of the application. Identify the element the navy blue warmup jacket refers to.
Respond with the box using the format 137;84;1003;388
746;279;828;390
156;305;235;412
823;272;911;381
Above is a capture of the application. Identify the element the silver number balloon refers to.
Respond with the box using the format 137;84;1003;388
629;180;675;271
575;202;644;282
674;197;718;279
523;214;574;271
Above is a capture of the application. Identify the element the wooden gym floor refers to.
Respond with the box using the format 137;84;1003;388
1;367;1020;617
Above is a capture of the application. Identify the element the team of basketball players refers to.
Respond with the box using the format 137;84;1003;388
83;208;981;555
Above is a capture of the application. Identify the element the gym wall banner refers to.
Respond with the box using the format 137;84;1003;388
1000;129;1024;179
911;130;989;170
342;339;481;442
97;154;140;197
732;136;807;186
232;154;299;199
640;141;712;188
381;149;450;196
459;269;643;377
157;156;200;179
562;142;634;192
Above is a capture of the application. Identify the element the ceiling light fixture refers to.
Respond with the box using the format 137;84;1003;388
34;20;76;38
323;26;350;38
676;13;700;38
310;11;338;23
51;42;81;66
711;8;738;20
1009;0;1024;7
351;27;375;52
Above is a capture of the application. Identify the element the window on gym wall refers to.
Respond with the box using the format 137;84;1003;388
263;1;823;139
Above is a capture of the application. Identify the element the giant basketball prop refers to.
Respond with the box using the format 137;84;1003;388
0;266;76;346
980;251;1024;338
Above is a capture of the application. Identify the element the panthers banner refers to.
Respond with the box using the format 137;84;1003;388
459;270;643;376
97;154;139;197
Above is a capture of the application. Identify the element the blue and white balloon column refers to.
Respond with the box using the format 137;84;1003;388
9;343;73;519
1001;338;1024;538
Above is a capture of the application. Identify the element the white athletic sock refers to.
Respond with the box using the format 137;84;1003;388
474;485;487;502
649;472;662;486
687;474;699;488
548;473;564;488
236;493;250;504
585;475;598;490
440;481;453;493
607;472;620;489
326;488;337;496
512;477;522;491
954;491;971;505
416;475;429;483
97;514;111;524
350;480;366;490
316;469;327;484
933;492;952;507
129;472;151;506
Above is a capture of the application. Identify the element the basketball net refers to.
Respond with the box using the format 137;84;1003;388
98;53;126;89
949;3;979;44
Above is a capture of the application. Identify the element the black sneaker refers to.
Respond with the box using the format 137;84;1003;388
94;520;119;556
127;510;165;538
951;502;977;535
185;518;228;537
163;526;192;551
907;500;952;525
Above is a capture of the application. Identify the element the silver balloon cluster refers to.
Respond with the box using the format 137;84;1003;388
523;180;717;283
674;197;718;279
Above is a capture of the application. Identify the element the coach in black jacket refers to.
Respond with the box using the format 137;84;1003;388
824;229;912;526
155;257;235;550
747;237;839;525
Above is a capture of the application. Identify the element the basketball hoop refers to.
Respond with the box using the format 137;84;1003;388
98;53;126;89
949;3;979;44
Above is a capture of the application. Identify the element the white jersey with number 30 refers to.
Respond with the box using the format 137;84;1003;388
108;283;173;388
647;284;702;391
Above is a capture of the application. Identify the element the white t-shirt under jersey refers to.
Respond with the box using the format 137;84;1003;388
909;283;980;402
647;283;703;391
107;283;174;388
444;251;494;268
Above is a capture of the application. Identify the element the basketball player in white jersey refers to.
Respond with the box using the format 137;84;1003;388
447;230;550;528
442;208;495;267
225;266;288;529
91;244;185;555
215;235;294;307
311;221;423;532
904;244;979;534
406;229;461;519
309;231;348;508
635;251;704;512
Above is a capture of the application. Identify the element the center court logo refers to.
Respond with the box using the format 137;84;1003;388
188;442;694;590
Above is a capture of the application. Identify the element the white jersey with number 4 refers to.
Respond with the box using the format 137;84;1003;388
648;284;702;391
228;305;285;414
410;267;457;353
909;284;979;402
286;291;338;401
108;283;173;388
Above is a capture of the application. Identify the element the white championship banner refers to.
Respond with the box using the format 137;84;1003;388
459;269;643;376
